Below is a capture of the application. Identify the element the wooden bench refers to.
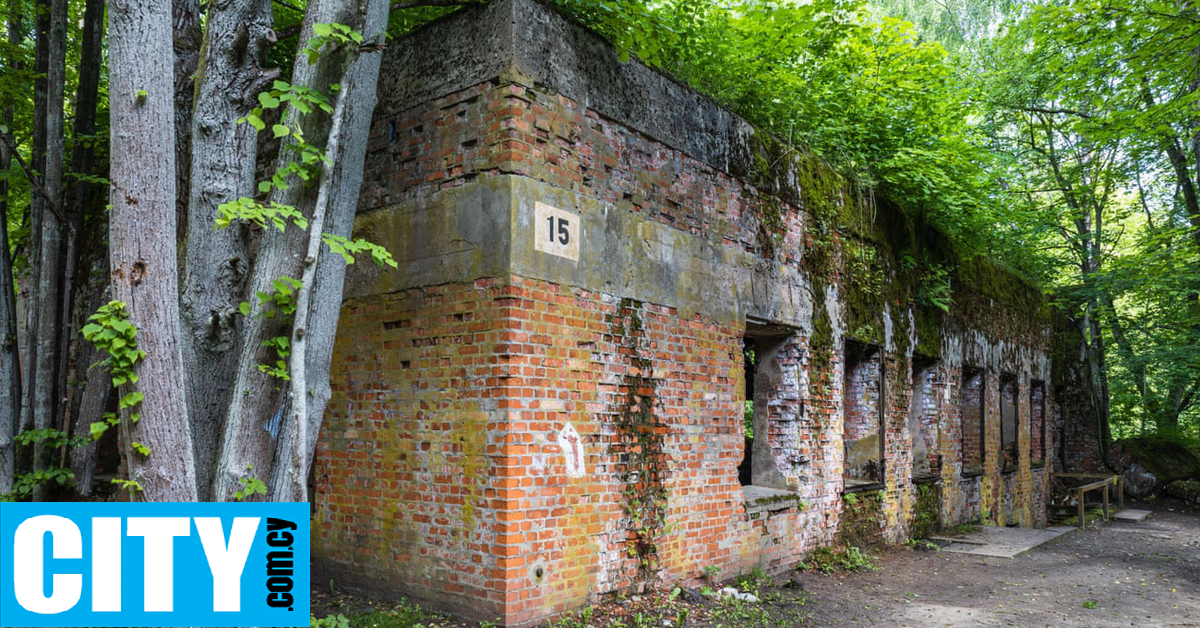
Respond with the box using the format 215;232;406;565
1053;473;1124;528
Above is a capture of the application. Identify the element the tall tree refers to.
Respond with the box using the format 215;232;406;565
21;0;67;500
179;0;273;500
108;0;198;500
0;0;25;495
57;0;104;465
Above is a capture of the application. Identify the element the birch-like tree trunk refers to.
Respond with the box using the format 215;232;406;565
289;0;390;497
214;0;389;501
180;0;274;498
109;0;198;502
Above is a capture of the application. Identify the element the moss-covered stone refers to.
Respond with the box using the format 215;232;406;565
1118;434;1200;484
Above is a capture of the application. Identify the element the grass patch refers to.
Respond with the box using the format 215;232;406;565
947;520;979;536
800;546;876;574
335;600;465;628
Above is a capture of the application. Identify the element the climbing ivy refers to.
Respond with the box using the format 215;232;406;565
607;298;671;580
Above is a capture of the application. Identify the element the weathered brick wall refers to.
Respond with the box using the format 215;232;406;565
1000;376;1019;474
1031;381;1046;466
313;0;1060;624
961;369;985;474
752;335;810;488
313;280;508;622
843;345;882;442
910;362;940;476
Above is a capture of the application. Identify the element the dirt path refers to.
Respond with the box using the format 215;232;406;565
802;508;1200;628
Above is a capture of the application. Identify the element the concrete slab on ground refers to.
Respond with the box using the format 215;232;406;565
1112;508;1152;522
937;525;1072;558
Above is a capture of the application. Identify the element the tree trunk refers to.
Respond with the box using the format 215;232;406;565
173;0;202;244
180;0;274;499
67;269;111;496
19;0;46;445
294;0;390;493
0;139;17;495
65;186;111;496
215;0;389;501
22;0;67;500
109;0;198;502
55;0;104;470
0;0;24;496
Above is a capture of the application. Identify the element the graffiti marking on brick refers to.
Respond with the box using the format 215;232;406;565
557;422;586;477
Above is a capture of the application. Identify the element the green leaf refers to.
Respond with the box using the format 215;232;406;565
132;442;151;456
245;113;265;132
89;421;109;440
259;92;281;109
272;124;290;139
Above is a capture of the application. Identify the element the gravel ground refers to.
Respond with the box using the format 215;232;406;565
801;502;1200;628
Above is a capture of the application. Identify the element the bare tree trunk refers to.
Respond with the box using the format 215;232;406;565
54;0;104;476
173;0;202;244
19;0;47;452
68;270;110;496
22;0;68;500
215;0;389;501
66;188;112;496
289;0;390;497
0;0;24;495
180;0;274;499
0;140;17;495
109;0;198;502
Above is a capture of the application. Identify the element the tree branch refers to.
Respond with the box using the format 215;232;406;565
276;0;473;39
390;0;472;11
0;131;71;232
995;103;1096;119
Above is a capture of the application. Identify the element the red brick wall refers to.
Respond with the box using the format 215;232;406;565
313;279;511;622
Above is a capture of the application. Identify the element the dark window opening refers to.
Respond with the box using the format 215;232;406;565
738;337;756;487
1030;380;1046;468
844;341;883;489
910;357;940;483
738;323;800;490
961;367;984;477
1000;373;1018;474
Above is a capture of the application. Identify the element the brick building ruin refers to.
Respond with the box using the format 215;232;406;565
310;1;1066;624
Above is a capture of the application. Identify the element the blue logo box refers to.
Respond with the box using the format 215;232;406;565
0;501;309;627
